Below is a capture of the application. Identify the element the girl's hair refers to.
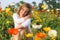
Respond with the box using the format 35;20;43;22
17;2;32;16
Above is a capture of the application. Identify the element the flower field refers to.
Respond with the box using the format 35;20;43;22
0;1;60;40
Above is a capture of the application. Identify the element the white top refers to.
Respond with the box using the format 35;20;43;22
12;13;32;32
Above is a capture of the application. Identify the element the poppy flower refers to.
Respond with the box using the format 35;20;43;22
7;28;18;35
12;28;18;35
36;32;46;38
7;28;14;35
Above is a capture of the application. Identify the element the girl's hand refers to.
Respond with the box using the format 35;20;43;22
24;15;30;20
24;13;32;20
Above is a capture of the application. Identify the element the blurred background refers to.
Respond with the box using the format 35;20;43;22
0;0;42;10
0;0;60;40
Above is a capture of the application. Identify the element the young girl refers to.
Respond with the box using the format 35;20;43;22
12;2;32;40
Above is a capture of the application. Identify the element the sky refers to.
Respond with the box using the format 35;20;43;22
0;0;42;10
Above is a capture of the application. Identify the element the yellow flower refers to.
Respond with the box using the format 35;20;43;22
6;20;10;24
41;5;44;8
35;11;38;14
39;19;43;22
25;33;33;37
50;18;54;20
5;7;10;13
51;9;54;12
43;27;51;32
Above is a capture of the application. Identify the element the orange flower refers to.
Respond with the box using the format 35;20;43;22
0;7;2;12
34;35;42;40
32;6;34;9
36;32;46;38
12;28;18;35
7;28;14;35
6;11;13;16
7;28;18;35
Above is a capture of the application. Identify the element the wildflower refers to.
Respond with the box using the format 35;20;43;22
6;11;13;16
32;6;34;9
48;30;57;37
7;28;18;35
39;19;43;22
25;33;33;37
41;5;44;8
34;35;42;40
36;32;46;38
5;7;10;13
32;24;42;29
6;20;10;24
51;9;54;12
43;27;51;32
8;28;13;35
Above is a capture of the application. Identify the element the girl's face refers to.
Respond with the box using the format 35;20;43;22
19;6;29;17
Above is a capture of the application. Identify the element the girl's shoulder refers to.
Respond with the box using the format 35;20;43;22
13;13;19;17
12;13;20;19
13;13;18;16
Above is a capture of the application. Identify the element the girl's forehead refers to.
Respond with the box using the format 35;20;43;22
22;6;29;11
22;6;28;9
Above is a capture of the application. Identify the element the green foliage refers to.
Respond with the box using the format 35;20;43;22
0;12;14;40
32;11;60;29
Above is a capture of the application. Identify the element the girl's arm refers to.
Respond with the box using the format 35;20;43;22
24;13;32;23
13;13;25;24
15;18;31;29
13;13;32;24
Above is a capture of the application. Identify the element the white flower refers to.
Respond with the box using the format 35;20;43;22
47;9;50;12
32;24;42;29
48;30;57;37
43;2;48;9
56;8;60;10
32;11;34;13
